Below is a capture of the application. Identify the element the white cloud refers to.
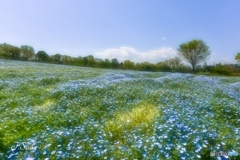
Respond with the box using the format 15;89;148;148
93;46;177;63
207;52;236;65
162;37;167;40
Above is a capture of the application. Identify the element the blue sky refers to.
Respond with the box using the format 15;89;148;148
0;0;239;64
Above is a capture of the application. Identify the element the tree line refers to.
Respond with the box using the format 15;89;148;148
0;40;239;75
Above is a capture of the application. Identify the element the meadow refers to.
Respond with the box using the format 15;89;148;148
0;59;239;160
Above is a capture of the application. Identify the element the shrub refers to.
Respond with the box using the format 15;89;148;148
213;63;231;75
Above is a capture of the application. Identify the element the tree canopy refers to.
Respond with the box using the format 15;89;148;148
111;58;120;69
0;42;239;75
36;51;49;62
123;60;135;70
0;43;21;60
235;53;240;62
20;45;35;61
178;40;210;72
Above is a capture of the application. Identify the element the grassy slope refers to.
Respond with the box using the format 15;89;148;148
0;60;239;159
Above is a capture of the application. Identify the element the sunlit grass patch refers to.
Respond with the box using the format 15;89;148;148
45;86;53;92
104;103;160;142
35;100;55;110
0;116;44;152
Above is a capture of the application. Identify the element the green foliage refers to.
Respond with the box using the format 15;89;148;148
0;129;7;153
215;64;231;75
87;55;95;67
155;62;171;72
212;63;237;75
123;60;135;70
103;59;111;68
235;53;240;62
0;43;21;60
36;50;49;62
111;58;120;69
178;39;211;72
74;56;83;66
0;60;240;159
82;55;95;67
164;57;183;71
20;45;35;61
61;55;77;65
0;42;239;77
50;53;62;64
135;62;156;71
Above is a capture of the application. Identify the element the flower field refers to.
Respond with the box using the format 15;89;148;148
0;59;239;160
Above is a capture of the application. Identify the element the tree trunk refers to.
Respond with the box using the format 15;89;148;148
192;65;195;72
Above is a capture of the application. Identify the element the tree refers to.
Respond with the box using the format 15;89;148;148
178;39;210;72
86;55;95;67
10;46;21;60
20;45;35;61
75;56;83;66
95;58;104;68
213;63;231;75
156;62;171;72
82;56;88;66
51;53;62;64
36;51;49;62
0;43;20;60
135;62;156;71
82;55;95;67
62;55;76;65
164;57;183;71
103;59;111;68
111;58;120;69
123;60;135;70
235;53;240;62
0;43;9;58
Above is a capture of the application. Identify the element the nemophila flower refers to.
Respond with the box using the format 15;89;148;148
1;60;240;159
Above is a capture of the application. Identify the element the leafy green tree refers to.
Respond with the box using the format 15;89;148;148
123;60;135;70
20;45;35;61
103;59;111;68
51;53;62;64
178;39;210;72
82;55;95;67
111;58;120;69
0;43;9;58
213;63;231;75
87;55;95;67
36;51;49;62
75;56;83;66
95;58;104;68
164;57;183;71
119;62;124;69
0;43;20;60
83;56;88;66
135;62;156;71
11;47;21;60
235;53;240;62
62;55;76;65
155;62;171;72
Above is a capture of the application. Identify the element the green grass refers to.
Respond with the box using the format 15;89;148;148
104;103;160;143
0;60;239;159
